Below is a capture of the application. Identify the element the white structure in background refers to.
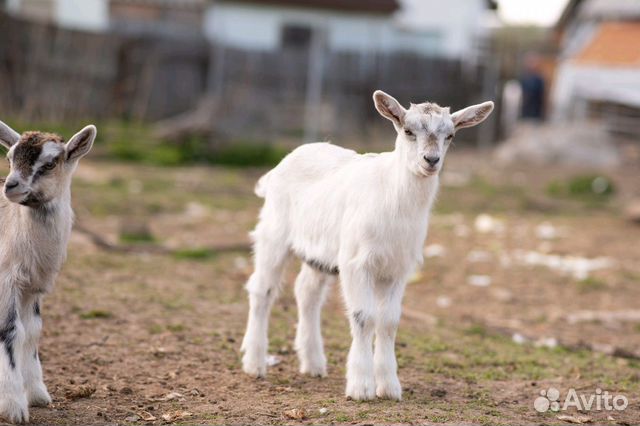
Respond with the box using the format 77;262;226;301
552;0;640;121
395;0;494;59
4;0;109;32
204;0;495;58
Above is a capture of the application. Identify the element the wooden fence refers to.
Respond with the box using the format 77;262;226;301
0;12;497;143
0;12;208;122
210;46;492;142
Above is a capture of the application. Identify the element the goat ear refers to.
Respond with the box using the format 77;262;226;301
373;90;406;127
0;120;20;150
65;125;96;161
451;101;494;130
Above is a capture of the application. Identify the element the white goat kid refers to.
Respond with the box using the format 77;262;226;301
0;122;95;423
241;90;493;400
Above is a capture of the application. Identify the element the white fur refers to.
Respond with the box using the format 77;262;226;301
240;91;493;400
0;122;95;423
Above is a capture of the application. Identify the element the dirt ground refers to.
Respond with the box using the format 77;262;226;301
2;145;640;425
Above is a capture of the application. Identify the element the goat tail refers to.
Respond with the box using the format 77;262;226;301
254;171;271;198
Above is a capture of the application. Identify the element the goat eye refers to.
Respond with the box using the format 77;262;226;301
404;129;414;137
446;134;454;140
44;161;56;170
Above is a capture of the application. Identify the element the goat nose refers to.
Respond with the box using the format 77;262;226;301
4;179;19;190
424;156;440;166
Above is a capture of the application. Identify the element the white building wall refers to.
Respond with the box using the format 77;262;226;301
4;0;108;32
552;63;640;120
204;2;449;56
396;0;488;58
6;0;22;14
55;0;109;32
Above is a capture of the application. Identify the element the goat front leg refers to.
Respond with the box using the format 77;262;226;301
373;281;406;400
294;264;333;377
241;235;289;378
0;290;29;423
342;268;376;400
20;294;51;407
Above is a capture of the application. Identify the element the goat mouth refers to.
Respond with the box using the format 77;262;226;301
4;191;29;203
420;167;439;177
19;193;45;207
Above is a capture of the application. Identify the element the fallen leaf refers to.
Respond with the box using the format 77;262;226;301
161;410;193;422
557;414;592;424
139;411;156;421
284;408;306;420
159;391;183;401
65;385;96;400
150;346;177;358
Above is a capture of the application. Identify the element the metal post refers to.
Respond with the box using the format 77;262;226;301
303;27;326;143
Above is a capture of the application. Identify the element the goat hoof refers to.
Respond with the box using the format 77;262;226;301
241;354;267;378
376;379;402;401
27;383;52;407
0;394;29;424
300;364;327;378
346;378;376;401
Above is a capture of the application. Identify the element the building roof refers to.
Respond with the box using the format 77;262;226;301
217;0;400;14
572;21;640;66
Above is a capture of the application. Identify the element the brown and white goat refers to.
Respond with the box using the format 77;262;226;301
0;121;95;423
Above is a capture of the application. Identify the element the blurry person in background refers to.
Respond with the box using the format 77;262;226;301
519;52;545;120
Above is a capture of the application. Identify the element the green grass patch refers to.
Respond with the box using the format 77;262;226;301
105;125;288;167
148;324;164;334
464;324;489;337
2;118;290;168
166;323;186;333
79;309;113;320
577;276;607;292
547;174;615;206
173;247;217;261
119;230;156;244
206;141;289;167
436;175;527;214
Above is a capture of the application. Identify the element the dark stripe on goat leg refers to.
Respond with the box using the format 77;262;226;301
304;258;339;275
352;310;365;329
0;305;17;369
294;250;340;275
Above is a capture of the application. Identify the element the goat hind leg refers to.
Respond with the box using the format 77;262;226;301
241;235;289;378
294;264;333;377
